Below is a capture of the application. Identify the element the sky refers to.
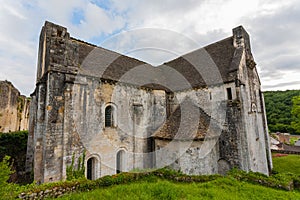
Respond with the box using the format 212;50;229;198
0;0;299;96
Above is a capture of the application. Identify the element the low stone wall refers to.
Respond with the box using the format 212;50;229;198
18;185;79;199
271;149;300;155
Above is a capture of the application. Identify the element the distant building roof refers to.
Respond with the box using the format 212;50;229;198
270;137;280;145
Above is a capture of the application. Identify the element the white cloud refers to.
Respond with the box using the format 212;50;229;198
2;4;27;20
0;0;127;95
0;0;299;95
70;2;125;40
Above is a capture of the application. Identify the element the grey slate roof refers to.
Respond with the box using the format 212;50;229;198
163;37;237;88
74;35;240;91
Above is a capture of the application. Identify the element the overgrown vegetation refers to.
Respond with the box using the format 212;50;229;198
66;151;86;181
264;90;300;134
0;131;31;184
0;156;19;199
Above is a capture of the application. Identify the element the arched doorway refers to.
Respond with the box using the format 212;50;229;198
87;157;99;180
116;150;125;174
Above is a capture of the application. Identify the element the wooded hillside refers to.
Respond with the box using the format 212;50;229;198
264;90;300;135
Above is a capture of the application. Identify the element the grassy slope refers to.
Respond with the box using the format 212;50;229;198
55;155;300;200
58;178;300;200
272;154;300;174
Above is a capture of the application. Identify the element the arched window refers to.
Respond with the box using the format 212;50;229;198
116;150;125;174
105;105;114;127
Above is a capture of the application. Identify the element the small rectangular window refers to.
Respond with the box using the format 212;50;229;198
226;88;232;100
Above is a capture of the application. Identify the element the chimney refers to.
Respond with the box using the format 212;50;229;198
233;26;253;59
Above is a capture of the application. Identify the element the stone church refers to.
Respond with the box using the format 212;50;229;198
26;21;272;183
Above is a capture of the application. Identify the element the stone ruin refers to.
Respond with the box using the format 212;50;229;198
26;21;272;183
0;80;30;133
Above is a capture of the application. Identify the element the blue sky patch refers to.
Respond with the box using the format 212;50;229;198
71;8;85;25
91;0;111;11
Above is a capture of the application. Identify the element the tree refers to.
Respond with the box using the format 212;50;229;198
291;96;300;134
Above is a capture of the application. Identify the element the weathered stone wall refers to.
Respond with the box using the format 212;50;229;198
30;76;166;182
28;21;75;183
155;139;219;175
0;80;30;133
63;78;166;179
239;62;270;174
234;33;271;175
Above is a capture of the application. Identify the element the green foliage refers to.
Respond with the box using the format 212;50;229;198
0;131;30;184
264;90;300;134
291;96;300;134
228;168;297;191
66;151;86;181
0;156;19;199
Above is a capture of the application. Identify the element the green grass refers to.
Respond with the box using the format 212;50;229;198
49;155;300;199
56;178;300;200
272;154;300;174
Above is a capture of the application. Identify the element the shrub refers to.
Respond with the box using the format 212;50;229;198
0;156;19;199
227;168;298;191
0;156;14;185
